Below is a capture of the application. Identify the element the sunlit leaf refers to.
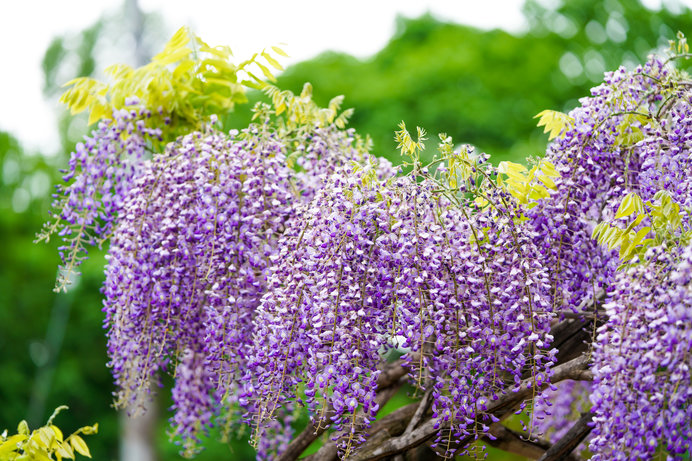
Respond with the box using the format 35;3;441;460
262;51;284;70
69;435;90;458
271;45;289;57
534;109;574;140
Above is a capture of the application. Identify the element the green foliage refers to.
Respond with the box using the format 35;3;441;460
0;406;97;461
225;4;692;166
394;121;427;162
496;158;560;206
670;30;690;54
613;110;650;146
0;128;119;460
257;16;563;164
534;109;575;140
7;4;691;461
60;27;286;148
592;190;691;266
248;82;363;169
258;82;354;132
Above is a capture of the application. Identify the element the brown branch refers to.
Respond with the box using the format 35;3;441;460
392;389;434;461
348;354;591;461
403;389;433;435
555;311;597;320
538;411;593;461
482;424;582;461
283;295;600;460
277;417;330;461
376;357;411;389
483;423;548;460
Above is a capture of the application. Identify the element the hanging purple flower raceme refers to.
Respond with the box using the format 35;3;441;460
254;406;295;461
40;102;161;291
583;57;692;460
534;379;592;454
423;188;555;455
292;126;396;201
43;43;692;460
527;58;670;314
246;164;558;457
589;245;692;459
533;55;692;459
103;129;297;448
171;347;216;457
247;169;403;456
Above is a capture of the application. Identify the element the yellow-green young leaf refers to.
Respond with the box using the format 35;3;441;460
37;427;55;448
87;103;109;126
528;185;550;200
632;226;651;247
601;226;619;249
158;26;190;55
271;45;289;57
626;213;647;231
25;450;52;461
614;193;644;219
55;440;75;459
245;71;264;84
536;174;556;190
103;64;133;80
69;435;90;458
619;234;632;259
474;196;489;208
534;109;575;140
334;109;353;129
539;160;560;178
328;95;345;113
254;61;276;82
76;422;98;436
204;77;235;89
48;424;62;445
154;46;192;66
17;421;29;437
592;222;607;240
615;127;644;146
261;51;284;70
198;44;232;60
614;112;649;146
0;434;26;456
497;161;527;177
300;82;313;99
172;59;196;79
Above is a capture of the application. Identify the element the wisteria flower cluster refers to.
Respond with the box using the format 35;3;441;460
37;101;161;291
43;40;692;460
589;245;692;459
530;54;692;458
245;164;556;456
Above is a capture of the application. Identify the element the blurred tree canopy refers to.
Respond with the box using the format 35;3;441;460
1;1;691;460
226;0;692;165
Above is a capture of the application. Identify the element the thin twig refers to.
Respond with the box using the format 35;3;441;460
277;359;411;461
537;411;593;461
348;354;591;460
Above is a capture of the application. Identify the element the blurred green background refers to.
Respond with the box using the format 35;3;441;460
1;1;691;459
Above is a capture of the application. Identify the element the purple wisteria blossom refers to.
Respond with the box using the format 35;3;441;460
534;55;692;458
39;102;161;291
103;129;295;448
246;166;556;456
43;48;692;460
